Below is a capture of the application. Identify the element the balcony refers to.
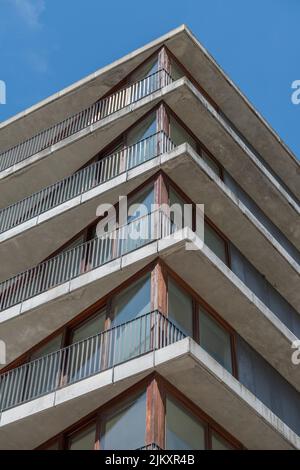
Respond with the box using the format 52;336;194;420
0;132;173;237
0;70;172;174
0;323;299;450
0;210;175;315
0;70;174;208
0;310;184;412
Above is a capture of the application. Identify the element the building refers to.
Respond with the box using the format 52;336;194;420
0;25;299;450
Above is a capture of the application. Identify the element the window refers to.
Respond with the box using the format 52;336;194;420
118;185;154;255
68;423;96;450
112;274;151;326
67;310;107;382
168;278;193;337
126;113;158;169
204;223;227;265
170;58;184;81
128;56;158;85
211;432;233;450
100;392;146;450
169;115;197;151
127;185;154;223
201;149;222;177
30;334;63;360
126;112;157;147
166;397;205;450
169;187;187;230
111;275;151;364
70;310;106;344
199;306;232;374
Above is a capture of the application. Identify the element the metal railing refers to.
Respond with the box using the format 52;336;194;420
138;443;163;450
0;310;185;411
0;131;175;234
0;69;172;172
0;210;176;312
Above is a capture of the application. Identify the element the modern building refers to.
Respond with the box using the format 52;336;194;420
0;25;299;450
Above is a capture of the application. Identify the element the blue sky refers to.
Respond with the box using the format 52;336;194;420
0;0;299;158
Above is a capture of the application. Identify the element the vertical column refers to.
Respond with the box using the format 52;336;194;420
154;172;169;239
145;375;166;449
151;260;168;315
158;46;171;86
157;103;170;156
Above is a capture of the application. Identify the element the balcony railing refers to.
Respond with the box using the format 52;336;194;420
0;69;172;173
0;310;185;411
138;443;163;450
0;210;176;312
0;131;174;234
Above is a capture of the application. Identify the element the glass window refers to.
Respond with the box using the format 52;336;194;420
127;112;157;147
127;185;154;223
30;334;63;360
112;274;151;326
169;116;197;151
68;423;96;450
168;278;193;337
59;233;86;255
170;58;184;81
128;56;158;84
199;306;232;374
111;275;151;364
67;310;106;382
126;113;158;169
166;397;205;450
70;310;106;344
211;432;233;450
119;185;154;255
169;187;185;230
204;223;227;265
100;392;146;449
201;150;221;177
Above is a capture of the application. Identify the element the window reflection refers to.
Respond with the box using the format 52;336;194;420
204;223;227;265
68;423;96;450
211;432;233;450
166;397;205;450
66;310;106;383
100;392;146;449
199;306;232;374
168;278;193;337
110;275;151;365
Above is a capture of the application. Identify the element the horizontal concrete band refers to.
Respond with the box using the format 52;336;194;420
0;338;298;450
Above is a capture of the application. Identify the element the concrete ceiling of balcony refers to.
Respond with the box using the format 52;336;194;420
1;25;299;200
0;231;299;393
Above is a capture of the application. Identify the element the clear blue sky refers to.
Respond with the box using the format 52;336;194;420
0;0;299;158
